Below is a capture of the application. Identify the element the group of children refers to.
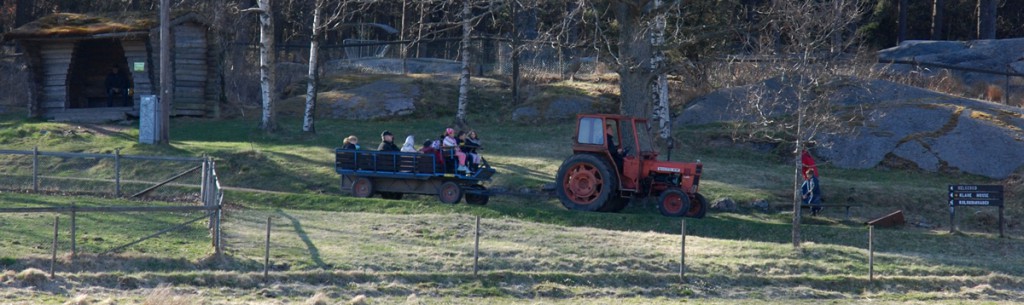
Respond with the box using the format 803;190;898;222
340;127;483;175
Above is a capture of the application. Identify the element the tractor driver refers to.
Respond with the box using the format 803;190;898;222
606;123;624;173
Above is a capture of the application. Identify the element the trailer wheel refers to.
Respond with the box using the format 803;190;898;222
686;193;708;219
658;189;691;217
556;154;616;212
352;177;374;198
465;185;489;205
381;192;404;200
438;181;463;204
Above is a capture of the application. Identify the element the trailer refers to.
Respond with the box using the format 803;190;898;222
335;149;496;204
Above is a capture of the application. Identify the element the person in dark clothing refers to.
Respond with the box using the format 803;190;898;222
105;66;130;107
342;135;360;150
420;140;444;166
377;130;400;151
606;124;624;173
801;168;823;215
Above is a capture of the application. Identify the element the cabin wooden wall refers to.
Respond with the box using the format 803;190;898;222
123;39;153;111
40;42;74;115
172;22;207;116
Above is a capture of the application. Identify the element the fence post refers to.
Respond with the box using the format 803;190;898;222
32;146;39;193
680;218;686;282
215;207;222;256
201;157;209;204
474;215;480;276
264;216;272;283
114;149;121;197
50;216;58;278
868;225;874;283
71;203;77;259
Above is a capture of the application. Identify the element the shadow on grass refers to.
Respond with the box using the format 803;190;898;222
276;209;327;269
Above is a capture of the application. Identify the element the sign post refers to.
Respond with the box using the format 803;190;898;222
948;185;1004;237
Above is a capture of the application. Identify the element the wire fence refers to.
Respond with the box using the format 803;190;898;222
0;149;225;271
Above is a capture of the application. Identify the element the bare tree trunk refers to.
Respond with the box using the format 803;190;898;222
158;0;171;144
258;0;277;132
401;0;408;75
897;0;908;43
977;0;997;39
303;0;322;134
455;0;471;128
650;0;671;143
931;0;945;40
792;107;803;249
613;2;654;118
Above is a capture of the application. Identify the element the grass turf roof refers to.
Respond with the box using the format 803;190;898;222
4;11;201;40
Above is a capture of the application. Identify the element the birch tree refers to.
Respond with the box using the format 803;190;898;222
244;0;277;132
302;0;323;133
455;0;472;129
650;0;672;151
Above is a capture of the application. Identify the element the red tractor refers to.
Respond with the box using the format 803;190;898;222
555;114;707;217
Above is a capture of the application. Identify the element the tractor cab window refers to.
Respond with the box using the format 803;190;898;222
578;117;604;145
634;121;655;153
620;121;637;155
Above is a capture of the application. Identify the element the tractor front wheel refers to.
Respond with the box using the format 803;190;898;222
465;185;489;205
658;189;691;217
686;193;708;219
556;154;617;212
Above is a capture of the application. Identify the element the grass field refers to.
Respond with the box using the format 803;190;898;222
1;73;1023;304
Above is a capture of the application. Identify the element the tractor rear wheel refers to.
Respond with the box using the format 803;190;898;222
352;177;374;198
658;189;691;217
465;185;489;205
556;154;617;212
686;193;708;219
438;181;463;204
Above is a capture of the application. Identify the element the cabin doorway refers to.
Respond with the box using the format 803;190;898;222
67;39;131;109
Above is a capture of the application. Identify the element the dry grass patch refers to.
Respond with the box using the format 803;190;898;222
142;286;203;305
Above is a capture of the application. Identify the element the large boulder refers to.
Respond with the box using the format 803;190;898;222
512;95;596;123
679;77;1024;179
328;80;419;120
876;38;1024;88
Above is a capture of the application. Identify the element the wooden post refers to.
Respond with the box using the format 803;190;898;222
201;157;209;204
473;215;480;276
114;149;121;197
999;205;1005;238
264;216;271;282
868;225;874;283
32;146;39;193
680;218;686;281
71;203;77;259
949;205;956;234
214;207;222;255
50;216;58;278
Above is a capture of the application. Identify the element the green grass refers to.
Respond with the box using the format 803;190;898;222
1;73;1023;303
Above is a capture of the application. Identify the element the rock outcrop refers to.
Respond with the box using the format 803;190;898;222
678;77;1024;179
328;80;419;120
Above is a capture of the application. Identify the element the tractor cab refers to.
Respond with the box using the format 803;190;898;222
559;114;707;218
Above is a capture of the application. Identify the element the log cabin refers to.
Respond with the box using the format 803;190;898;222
3;12;222;122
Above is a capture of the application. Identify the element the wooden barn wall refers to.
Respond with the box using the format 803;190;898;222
172;22;208;116
22;42;44;117
40;42;75;116
122;39;153;111
205;30;223;118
